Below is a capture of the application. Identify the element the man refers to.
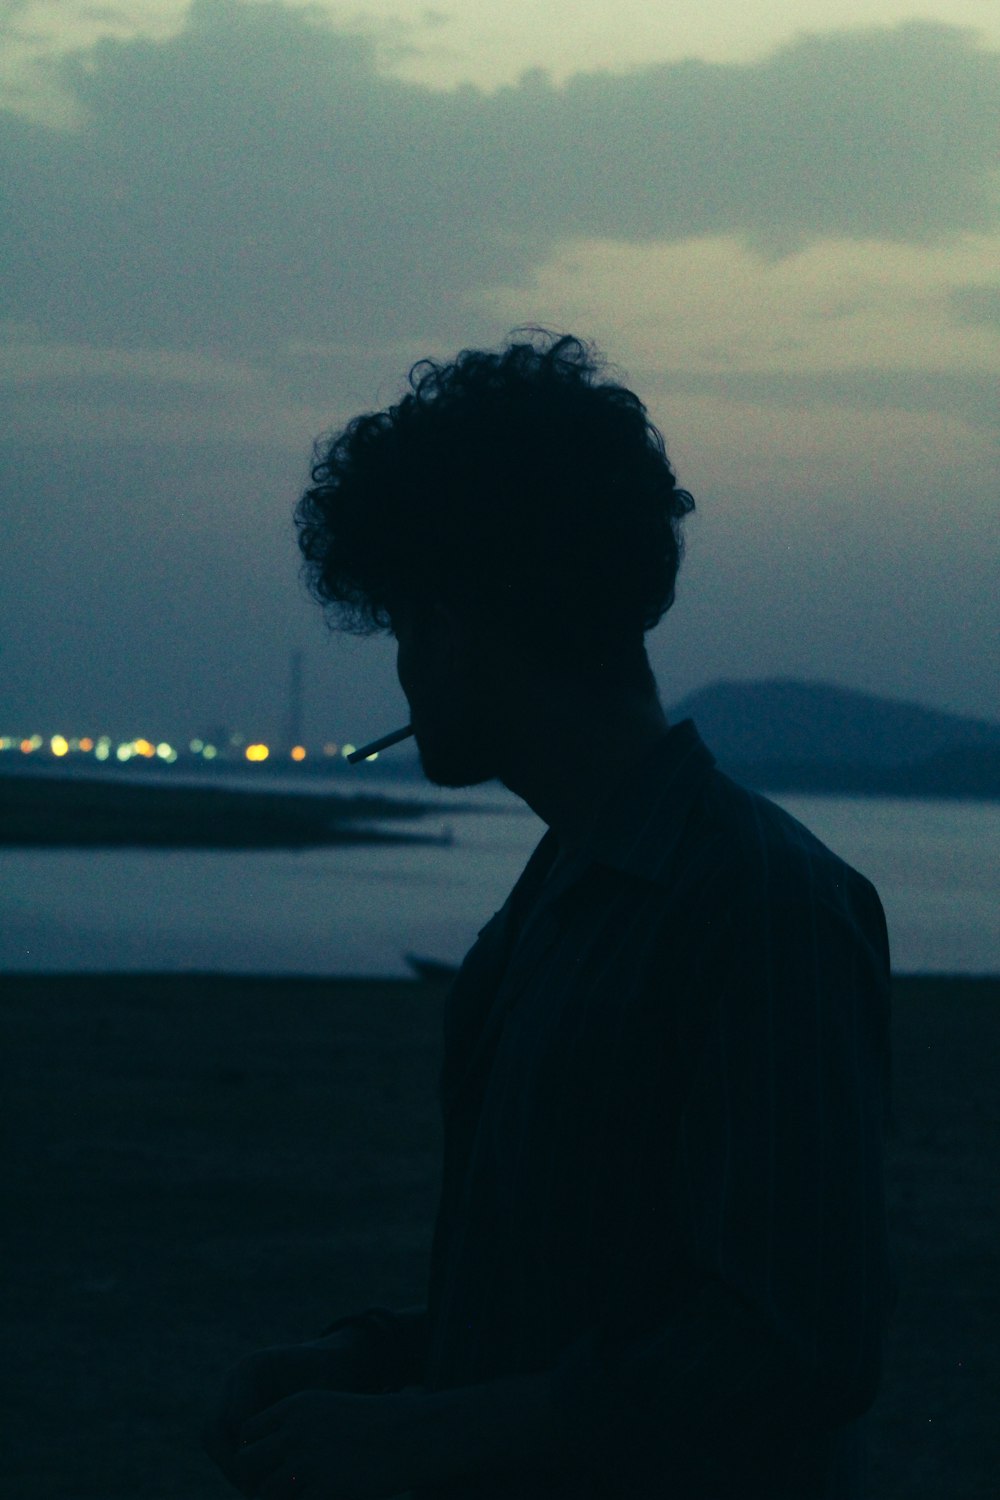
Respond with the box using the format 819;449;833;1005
203;331;895;1498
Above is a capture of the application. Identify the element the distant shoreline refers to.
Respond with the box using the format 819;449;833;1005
1;761;997;851
0;769;470;849
7;678;998;808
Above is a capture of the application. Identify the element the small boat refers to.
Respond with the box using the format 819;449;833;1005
404;953;460;982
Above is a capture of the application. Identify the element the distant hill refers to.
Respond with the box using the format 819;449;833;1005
669;680;1000;798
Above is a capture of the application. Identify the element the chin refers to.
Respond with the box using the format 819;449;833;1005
416;733;497;789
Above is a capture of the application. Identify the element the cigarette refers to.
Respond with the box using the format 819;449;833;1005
347;724;415;763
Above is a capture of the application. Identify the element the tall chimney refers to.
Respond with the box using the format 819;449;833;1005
286;648;304;752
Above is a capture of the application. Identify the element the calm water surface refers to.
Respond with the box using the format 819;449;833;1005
0;780;996;976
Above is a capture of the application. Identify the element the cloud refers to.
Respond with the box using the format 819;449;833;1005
0;0;35;23
657;367;1000;434
949;284;1000;329
0;338;254;386
2;1;997;364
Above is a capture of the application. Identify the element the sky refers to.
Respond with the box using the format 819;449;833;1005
1;0;998;748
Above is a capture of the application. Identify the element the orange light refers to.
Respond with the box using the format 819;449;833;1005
79;738;94;752
20;739;34;754
290;745;306;762
245;743;269;763
134;738;155;758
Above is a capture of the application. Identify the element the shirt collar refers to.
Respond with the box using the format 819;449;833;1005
568;717;716;885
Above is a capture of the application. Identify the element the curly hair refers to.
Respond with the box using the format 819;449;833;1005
295;330;694;669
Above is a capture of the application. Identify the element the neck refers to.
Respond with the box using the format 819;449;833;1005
494;671;670;851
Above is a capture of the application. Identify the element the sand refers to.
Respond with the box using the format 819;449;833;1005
2;972;997;1499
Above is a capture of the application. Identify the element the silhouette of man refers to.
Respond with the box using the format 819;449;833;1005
204;331;894;1498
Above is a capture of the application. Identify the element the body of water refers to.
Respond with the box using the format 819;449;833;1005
0;779;996;976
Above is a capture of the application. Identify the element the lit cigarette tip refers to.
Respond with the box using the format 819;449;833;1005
346;724;415;763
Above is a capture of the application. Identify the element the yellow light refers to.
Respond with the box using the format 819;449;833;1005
134;738;155;758
202;745;217;760
51;735;69;756
116;744;132;762
79;737;94;752
156;742;172;760
245;743;269;762
341;744;356;759
365;751;379;762
95;743;109;761
290;745;306;762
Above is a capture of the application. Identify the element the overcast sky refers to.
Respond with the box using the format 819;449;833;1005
2;0;997;746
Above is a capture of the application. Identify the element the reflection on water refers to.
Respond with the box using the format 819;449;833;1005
0;786;996;976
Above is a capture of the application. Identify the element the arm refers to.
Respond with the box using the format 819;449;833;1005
318;1303;429;1393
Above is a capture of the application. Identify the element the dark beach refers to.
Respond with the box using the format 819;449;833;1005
3;972;997;1498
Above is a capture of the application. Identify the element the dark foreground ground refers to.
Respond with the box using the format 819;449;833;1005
2;973;997;1499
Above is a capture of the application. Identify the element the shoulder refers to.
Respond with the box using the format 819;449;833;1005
654;773;892;1103
669;766;889;966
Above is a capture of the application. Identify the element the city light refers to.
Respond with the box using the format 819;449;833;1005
0;727;354;768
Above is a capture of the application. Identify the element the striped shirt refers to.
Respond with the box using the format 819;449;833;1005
335;718;895;1498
